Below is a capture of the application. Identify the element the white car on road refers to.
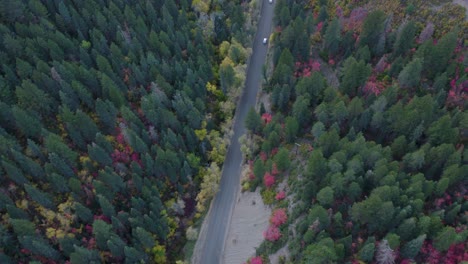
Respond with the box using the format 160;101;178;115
263;37;268;44
269;0;273;3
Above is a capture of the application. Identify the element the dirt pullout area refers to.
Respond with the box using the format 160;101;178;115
269;244;290;264
223;189;271;264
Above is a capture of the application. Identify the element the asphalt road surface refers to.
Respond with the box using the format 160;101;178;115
193;1;276;263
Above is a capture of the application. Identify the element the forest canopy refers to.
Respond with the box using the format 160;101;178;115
243;0;467;263
0;0;253;262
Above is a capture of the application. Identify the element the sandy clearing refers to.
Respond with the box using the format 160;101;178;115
269;244;290;264
223;189;271;264
258;91;272;113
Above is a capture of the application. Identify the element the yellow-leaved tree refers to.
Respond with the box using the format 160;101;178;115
191;0;209;14
207;130;227;165
151;243;167;264
195;162;221;214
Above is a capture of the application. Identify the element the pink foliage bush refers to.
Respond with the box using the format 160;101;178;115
261;113;272;124
116;131;125;144
250;256;263;264
131;152;140;162
111;127;142;166
271;148;279;157
271;163;279;175
421;241;442;264
93;214;111;223
85;224;93;233
294;59;321;77
316;21;324;32
420;241;468;264
311;61;321;71
86;237;96;249
264;225;281;241
435;192;453;208
264;172;275;188
363;80;381;96
270;208;287;226
445;243;468;263
446;59;468;107
362;76;385;96
276;190;286;200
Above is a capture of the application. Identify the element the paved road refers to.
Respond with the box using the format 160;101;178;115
192;1;276;263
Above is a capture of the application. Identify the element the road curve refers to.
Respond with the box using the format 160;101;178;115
192;1;276;264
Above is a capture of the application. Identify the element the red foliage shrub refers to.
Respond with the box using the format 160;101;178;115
313;11;318;20
420;241;468;264
20;248;31;255
362;75;385;96
111;127;142;166
271;163;279;176
276;190;286;200
250;256;263;264
363;80;381;96
270;208;287;226
445;243;468;263
421;241;442;264
311;61;321;72
111;149;130;164
264;225;281;241
131;152;139;162
261;113;272;124
316;22;323;32
294;59;321;77
264;172;275;188
85;224;93;233
116;132;125;145
271;148;279;157
93;214;111;223
259;152;267;162
86;237;96;249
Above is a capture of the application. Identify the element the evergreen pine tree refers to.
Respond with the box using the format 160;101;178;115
245;108;262;134
398;58;423;89
323;19;341;57
400;235;426;259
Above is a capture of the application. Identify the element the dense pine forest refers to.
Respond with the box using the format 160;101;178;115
242;0;467;263
0;0;254;262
